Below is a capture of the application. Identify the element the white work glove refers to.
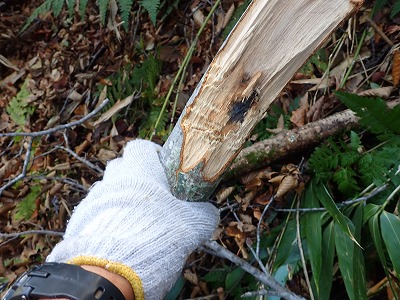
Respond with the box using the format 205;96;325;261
47;139;219;300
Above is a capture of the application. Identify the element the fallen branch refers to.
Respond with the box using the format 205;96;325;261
0;100;108;196
0;99;109;138
0;229;64;238
227;99;400;180
204;241;305;300
0;138;33;196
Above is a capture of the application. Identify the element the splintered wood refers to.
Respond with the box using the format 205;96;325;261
163;0;363;200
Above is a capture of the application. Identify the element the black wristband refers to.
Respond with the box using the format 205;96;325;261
3;262;126;300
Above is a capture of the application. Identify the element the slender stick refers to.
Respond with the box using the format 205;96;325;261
204;241;306;300
0;99;109;138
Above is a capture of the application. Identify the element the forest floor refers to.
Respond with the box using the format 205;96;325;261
1;0;400;299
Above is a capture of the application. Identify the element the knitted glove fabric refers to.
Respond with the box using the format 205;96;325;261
47;140;220;300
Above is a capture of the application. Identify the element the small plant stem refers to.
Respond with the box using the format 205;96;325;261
246;239;269;275
274;185;388;213
149;0;221;140
241;289;279;298
0;138;33;196
339;29;367;89
256;196;275;258
55;145;104;175
296;198;315;300
204;241;305;300
168;63;188;134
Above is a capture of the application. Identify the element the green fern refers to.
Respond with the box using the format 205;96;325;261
23;0;163;33
79;0;89;18
22;0;58;31
98;0;109;26
141;0;160;25
15;186;41;220
117;0;134;30
336;91;400;138
6;79;35;127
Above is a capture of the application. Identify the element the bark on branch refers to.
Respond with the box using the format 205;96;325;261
161;0;363;201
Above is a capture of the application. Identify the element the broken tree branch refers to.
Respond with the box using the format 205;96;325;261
161;0;363;201
225;99;400;180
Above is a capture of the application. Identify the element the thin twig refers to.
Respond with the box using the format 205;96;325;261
274;185;387;212
0;99;109;137
25;175;88;192
55;145;104;175
256;196;274;257
246;239;269;275
204;241;305;300
366;17;394;47
0;230;64;238
296;199;314;300
0;138;33;196
241;289;280;298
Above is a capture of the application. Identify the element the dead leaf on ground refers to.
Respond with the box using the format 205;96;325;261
290;93;309;127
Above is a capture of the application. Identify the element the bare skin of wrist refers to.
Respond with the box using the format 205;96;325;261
40;265;134;300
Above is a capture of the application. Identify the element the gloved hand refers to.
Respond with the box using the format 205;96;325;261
46;140;220;300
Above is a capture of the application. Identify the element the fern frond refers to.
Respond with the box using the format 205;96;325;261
79;0;89;18
349;131;362;151
333;167;359;196
97;0;109;25
140;0;160;25
117;0;134;30
52;0;65;16
67;0;75;16
335;91;400;136
21;0;55;32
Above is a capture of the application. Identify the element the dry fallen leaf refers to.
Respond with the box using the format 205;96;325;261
290;93;309;127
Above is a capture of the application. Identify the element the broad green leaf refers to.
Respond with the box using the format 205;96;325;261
334;221;366;300
351;205;367;300
318;221;335;300
313;181;360;246
363;204;380;225
369;213;388;271
334;223;354;299
225;267;245;291
274;219;297;270
380;211;400;276
303;182;322;294
368;213;399;296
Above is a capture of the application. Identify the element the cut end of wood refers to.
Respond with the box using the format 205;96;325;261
179;70;263;182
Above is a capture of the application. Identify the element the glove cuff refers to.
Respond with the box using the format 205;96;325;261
69;256;145;300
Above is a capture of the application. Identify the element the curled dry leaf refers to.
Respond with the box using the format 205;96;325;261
357;86;394;98
275;175;299;198
0;158;21;184
215;186;235;204
290;93;309;127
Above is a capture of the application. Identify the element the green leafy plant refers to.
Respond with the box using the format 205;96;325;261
22;0;164;32
372;0;400;18
15;185;41;220
6;78;35;128
303;91;400;299
96;53;167;138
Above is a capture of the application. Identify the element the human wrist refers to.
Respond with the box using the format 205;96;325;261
39;265;133;300
80;265;134;300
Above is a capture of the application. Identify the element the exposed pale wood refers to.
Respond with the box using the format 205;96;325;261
161;0;363;201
